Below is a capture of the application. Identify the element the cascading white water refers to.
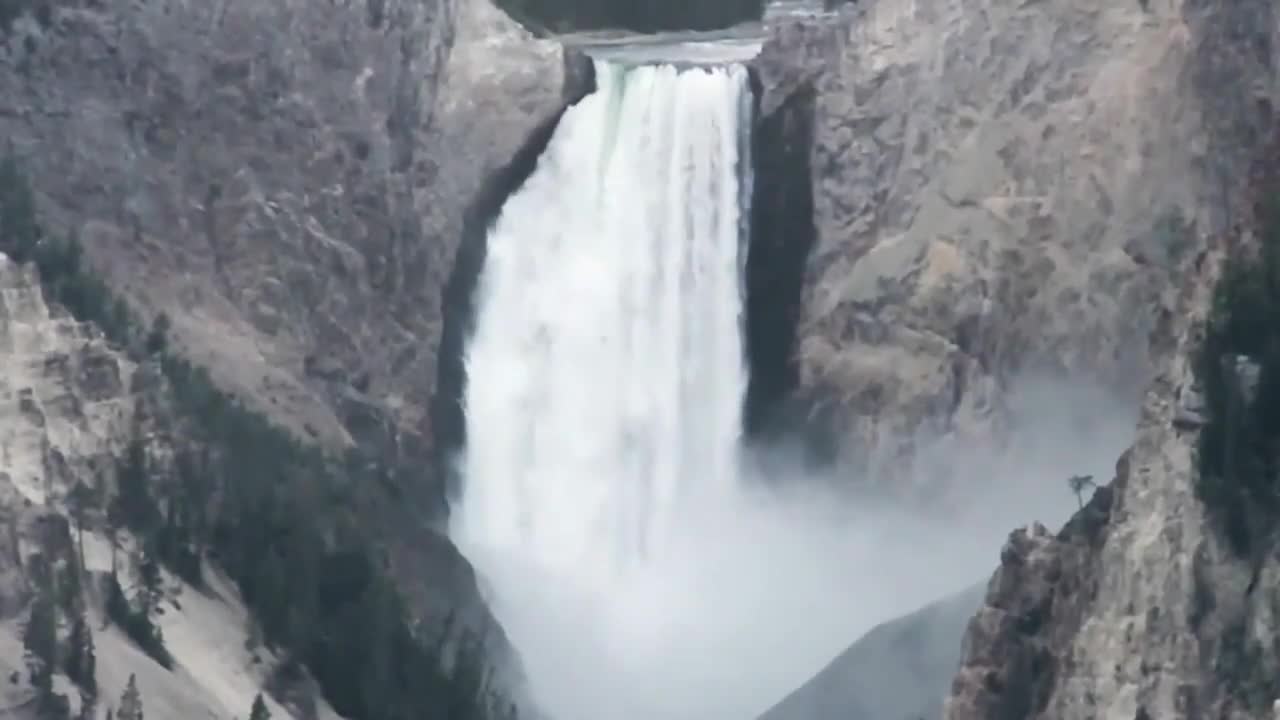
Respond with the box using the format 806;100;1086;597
451;58;757;719
454;59;751;584
449;56;1147;720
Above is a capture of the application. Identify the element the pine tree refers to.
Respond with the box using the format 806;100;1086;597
248;693;271;720
59;561;83;616
117;675;143;720
145;313;170;356
104;572;131;629
67;480;95;572
65;612;97;695
134;546;163;615
0;154;40;259
23;593;57;693
111;440;159;535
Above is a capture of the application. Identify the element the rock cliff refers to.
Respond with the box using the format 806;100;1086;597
0;0;580;503
750;0;1280;715
0;0;588;714
0;251;344;719
0;0;586;653
939;0;1280;711
943;225;1228;720
752;0;1277;481
5;0;1278;715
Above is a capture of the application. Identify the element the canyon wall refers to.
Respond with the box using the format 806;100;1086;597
753;0;1276;489
0;0;580;503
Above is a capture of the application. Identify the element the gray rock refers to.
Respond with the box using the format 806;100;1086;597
945;228;1280;717
0;0;582;681
754;0;1278;475
0;0;576;488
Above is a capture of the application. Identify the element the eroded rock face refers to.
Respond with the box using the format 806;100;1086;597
0;252;354;720
0;0;576;502
0;250;132;619
943;220;1280;718
753;0;1278;475
0;255;135;516
0;0;583;703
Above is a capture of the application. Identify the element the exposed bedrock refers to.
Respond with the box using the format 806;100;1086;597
750;0;1276;483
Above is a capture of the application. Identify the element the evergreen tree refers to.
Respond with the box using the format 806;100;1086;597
67;480;94;571
23;593;57;694
110;440;159;535
65;612;97;695
248;693;271;720
0;153;39;259
145;313;170;356
117;675;143;720
134;545;163;615
103;572;171;669
104;572;131;629
58;561;83;616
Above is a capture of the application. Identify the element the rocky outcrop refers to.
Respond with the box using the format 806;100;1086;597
752;0;1277;476
0;0;585;662
0;251;339;720
749;0;1279;713
939;0;1280;715
943;212;1277;717
0;0;590;708
0;0;579;507
0;253;136;566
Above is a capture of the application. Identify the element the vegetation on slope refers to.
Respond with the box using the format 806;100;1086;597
1191;146;1280;715
0;155;515;720
23;517;94;718
1196;185;1280;557
496;0;765;33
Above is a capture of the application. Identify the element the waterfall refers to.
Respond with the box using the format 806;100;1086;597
453;59;752;585
446;54;1112;720
451;58;757;719
444;44;1152;720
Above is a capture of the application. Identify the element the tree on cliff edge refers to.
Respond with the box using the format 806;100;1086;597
1067;474;1095;509
249;693;271;720
117;675;143;720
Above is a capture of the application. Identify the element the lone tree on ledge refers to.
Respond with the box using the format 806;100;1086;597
1067;474;1096;509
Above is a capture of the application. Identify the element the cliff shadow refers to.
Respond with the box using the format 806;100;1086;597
742;73;826;460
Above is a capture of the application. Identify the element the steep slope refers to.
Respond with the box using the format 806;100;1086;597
752;0;1276;479
748;0;1277;715
0;0;588;687
946;123;1280;720
0;0;578;504
946;144;1280;720
944;228;1225;719
759;584;983;720
0;251;342;720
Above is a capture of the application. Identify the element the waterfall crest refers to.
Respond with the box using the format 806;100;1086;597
453;60;752;585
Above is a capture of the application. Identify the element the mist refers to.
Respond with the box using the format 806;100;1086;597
454;375;1141;720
